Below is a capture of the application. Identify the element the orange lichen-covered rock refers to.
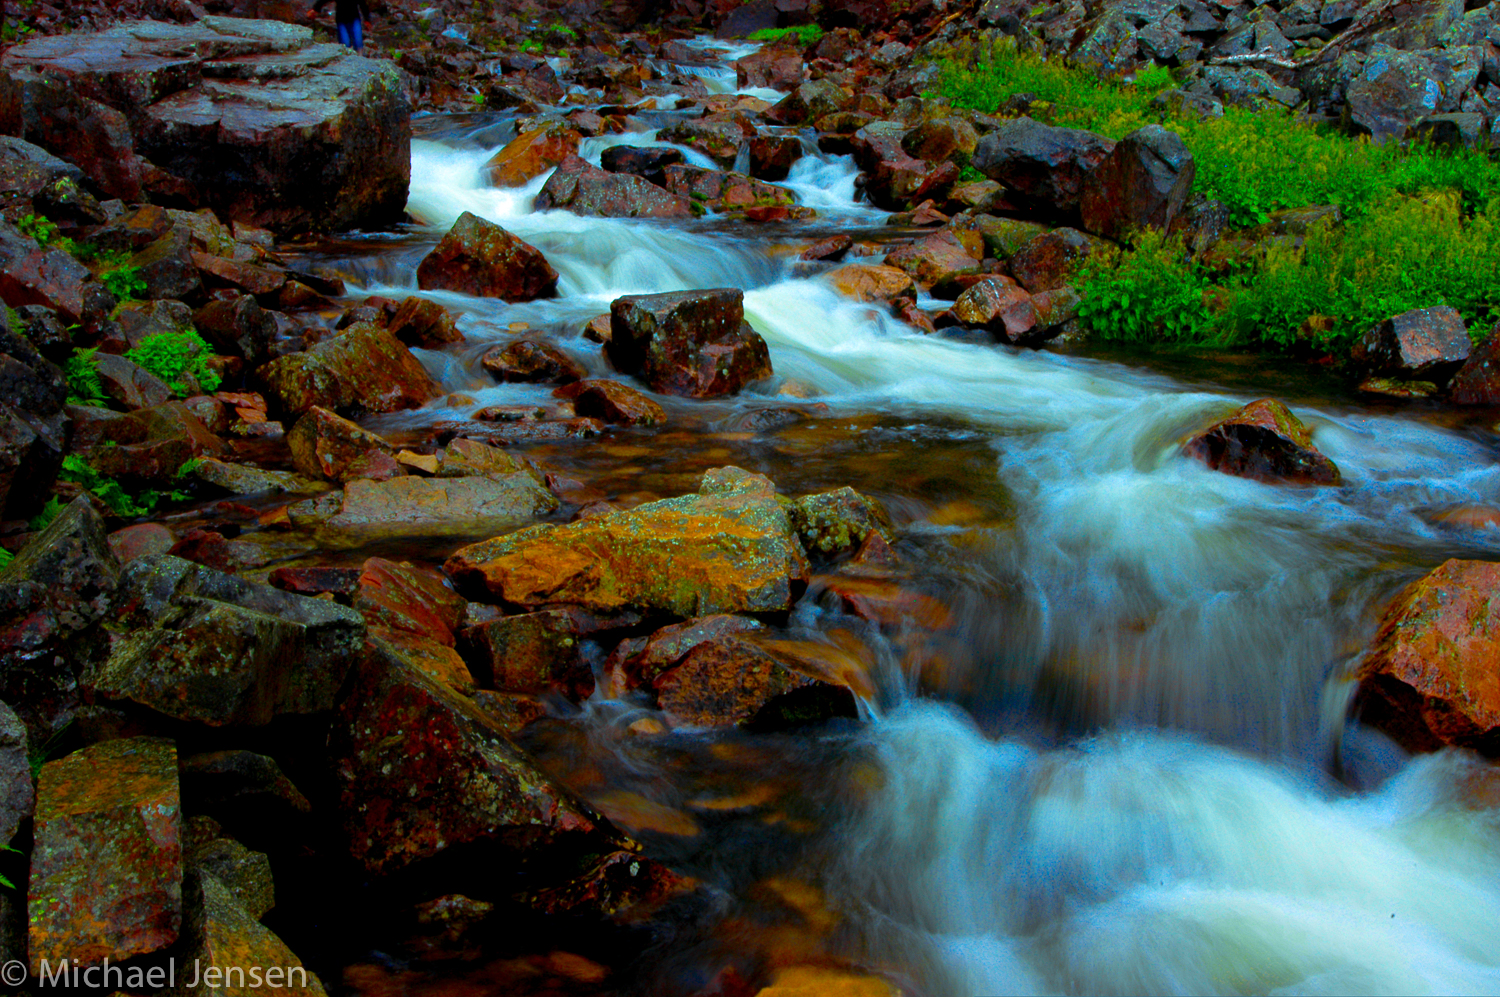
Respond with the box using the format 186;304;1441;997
1182;398;1341;486
824;263;916;303
446;467;810;617
483;122;581;188
29;737;182;973
1356;558;1500;753
353;557;467;646
176;873;326;996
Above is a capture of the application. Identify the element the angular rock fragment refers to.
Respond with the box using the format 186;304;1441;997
416;211;558;302
609;288;772;398
1182;398;1340;486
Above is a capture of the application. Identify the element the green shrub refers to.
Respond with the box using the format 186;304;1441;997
126;329;222;396
55;454;186;520
1077;230;1213;344
0;547;12;571
63;347;108;406
749;25;825;47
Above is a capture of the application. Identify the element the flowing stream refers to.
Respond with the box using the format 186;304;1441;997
305;41;1500;997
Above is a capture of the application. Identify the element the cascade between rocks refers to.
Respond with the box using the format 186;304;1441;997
296;37;1500;997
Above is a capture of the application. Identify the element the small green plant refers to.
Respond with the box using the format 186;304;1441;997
55;454;187;520
62;347;108;406
470;90;487;106
518;37;544;54
0;844;21;891
27;495;64;532
126;329;222;395
1077;230;1212;344
748;25;825;47
0;547;12;571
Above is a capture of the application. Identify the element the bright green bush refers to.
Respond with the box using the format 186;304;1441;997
63;347;108;406
54;454;186;520
1077;231;1213;344
126;329;221;395
0;547;12;571
749;25;825;47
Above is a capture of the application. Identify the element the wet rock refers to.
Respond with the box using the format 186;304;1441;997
484;122;582;188
963;214;1051;260
790;487;894;560
388;295;463;350
1356;558;1500;753
0;700;30;847
447;467;810;617
824;263;916;303
102;553;366;723
1;19;411;233
107;522;176;564
332;642;616;874
800;234;853;262
0;217;114;326
1182;398;1341;486
29;737;181;972
0;307;68;518
416;211;559;302
268;565;361;598
287;405;394;483
370;627;476;697
536;154;694;218
659;164;798;214
850;130;934;211
193;457;325;496
609;288;773;399
176;872;325;996
882;229;983;289
600;144;685;186
1078;124;1195;241
553;378;667;426
258;322;441;417
765;79;850;126
971;116;1116;215
93;352;174;410
902;117;980;165
748;134;803;182
1008;227;1102;293
481;339;586;384
192;251;287;298
950;274;1033;337
194;293;277;366
0;135;102;227
287;472;558;538
354;557;467;647
1449;323;1500;405
657;118;747;170
736;46;806;90
1;494;119;627
1351;306;1471;383
457;609;590;697
185;825;275;922
521;849;692;921
167;528;269;574
86;399;227;489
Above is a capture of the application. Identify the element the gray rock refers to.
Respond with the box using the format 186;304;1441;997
971;116;1115;215
1079;124;1196;241
0;700;32;847
1351;306;1471;383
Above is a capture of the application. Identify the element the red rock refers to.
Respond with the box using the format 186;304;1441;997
1078;124;1195;242
1352;306;1471;382
656;118;746;170
483;122;582;188
194;293;277;366
416;211;558;302
1182;398;1341;486
600;144;684;185
882;229;982;289
457;609;590;697
901;116;980;165
735;46;806;90
536;155;694;218
849;131;932;211
951;275;1033;337
553;378;667;426
481;339;586;384
191;250;288;297
29;737;182;972
368;627;476;697
1356;559;1500;753
88;400;228;489
749;134;804;182
257;323;441;417
800;234;852;262
1448;323;1500;405
608;288;773;398
166;528;268;573
286;406;394;483
268;565;361;597
353;557;467;647
1009;228;1103;293
387;296;463;349
107;522;176;563
93;352;172;410
814;574;954;629
659;164;798;214
331;643;620;874
0;217;113;326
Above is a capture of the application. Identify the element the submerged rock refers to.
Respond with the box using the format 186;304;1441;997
29;737;182;972
1182;398;1341;486
447;467;810;617
481;339;586;384
1356;558;1500;754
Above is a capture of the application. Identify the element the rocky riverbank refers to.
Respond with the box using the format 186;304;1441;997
0;2;1499;995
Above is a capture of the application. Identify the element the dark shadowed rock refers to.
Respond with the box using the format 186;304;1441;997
1449;323;1500;405
457;609;590;697
29;737;181;973
194;294;276;366
536;155;693;218
0;218;114;326
1079;124;1195;241
972;116;1116;215
481;339;586;384
1356;558;1500;754
658;164;798;215
1;494;119;626
765;79;850;126
1183;398;1341;486
1009;227;1103;293
331;640;619;874
656;117;746;170
1351;306;1471;383
609;288;772;398
0;307;68;518
748;134;803;182
599;144;684;186
416;211;558;302
0;700;31;847
553;378;667;426
735;46;805;90
388;296;462;349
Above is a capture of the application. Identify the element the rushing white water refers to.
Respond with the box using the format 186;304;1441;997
374;57;1500;995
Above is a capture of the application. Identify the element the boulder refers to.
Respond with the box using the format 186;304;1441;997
657;118;747;170
257;322;442;417
457;609;590;697
765;80;850;126
608;288;773;398
416;211;558;301
481;339;586;384
553;378;667;426
87;400;228;489
824;263;916;303
1008;227;1102;293
790;487;894;560
0;19;411;233
175;872;325;996
184;826;275;922
1078;124;1195;241
882;229;983;290
950;275;1034;338
0;494;119;626
599;144;684;186
1356;558;1500;753
0;135;103;227
286;472;558;538
535;155;694;218
484;122;582;187
93;352;173;410
0;700;31;847
92;554;366;725
901;117;980;165
29;737;182;972
1351;306;1471;383
1182;398;1341;486
1449;323;1500;405
331;640;617;874
971;116;1116;215
446;467;810;617
850;130;934;211
286;405;394;483
735;46;806;90
0;218;114;326
658;164;798;214
748;134;803;182
0;306;68;517
1345;46;1473;143
387;295;462;350
353;557;467;647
